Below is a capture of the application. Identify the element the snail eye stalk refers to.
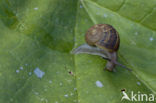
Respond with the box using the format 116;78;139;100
114;61;132;71
102;57;132;71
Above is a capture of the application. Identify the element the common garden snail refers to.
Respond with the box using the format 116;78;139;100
71;24;131;72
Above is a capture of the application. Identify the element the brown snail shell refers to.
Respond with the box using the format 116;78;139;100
85;24;120;52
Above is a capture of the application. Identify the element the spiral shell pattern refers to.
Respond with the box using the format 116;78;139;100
85;24;120;52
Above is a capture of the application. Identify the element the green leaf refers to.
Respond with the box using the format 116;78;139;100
74;0;156;102
0;0;77;103
0;0;156;103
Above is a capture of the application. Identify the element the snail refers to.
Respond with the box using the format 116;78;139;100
71;24;131;72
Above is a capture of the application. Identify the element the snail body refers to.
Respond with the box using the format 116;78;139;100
72;24;131;72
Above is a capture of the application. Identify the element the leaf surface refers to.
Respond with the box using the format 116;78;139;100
0;0;156;103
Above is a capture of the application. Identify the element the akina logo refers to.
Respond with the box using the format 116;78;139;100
121;89;155;102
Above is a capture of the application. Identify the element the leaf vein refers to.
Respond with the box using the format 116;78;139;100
139;7;155;23
84;0;156;32
116;0;126;11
